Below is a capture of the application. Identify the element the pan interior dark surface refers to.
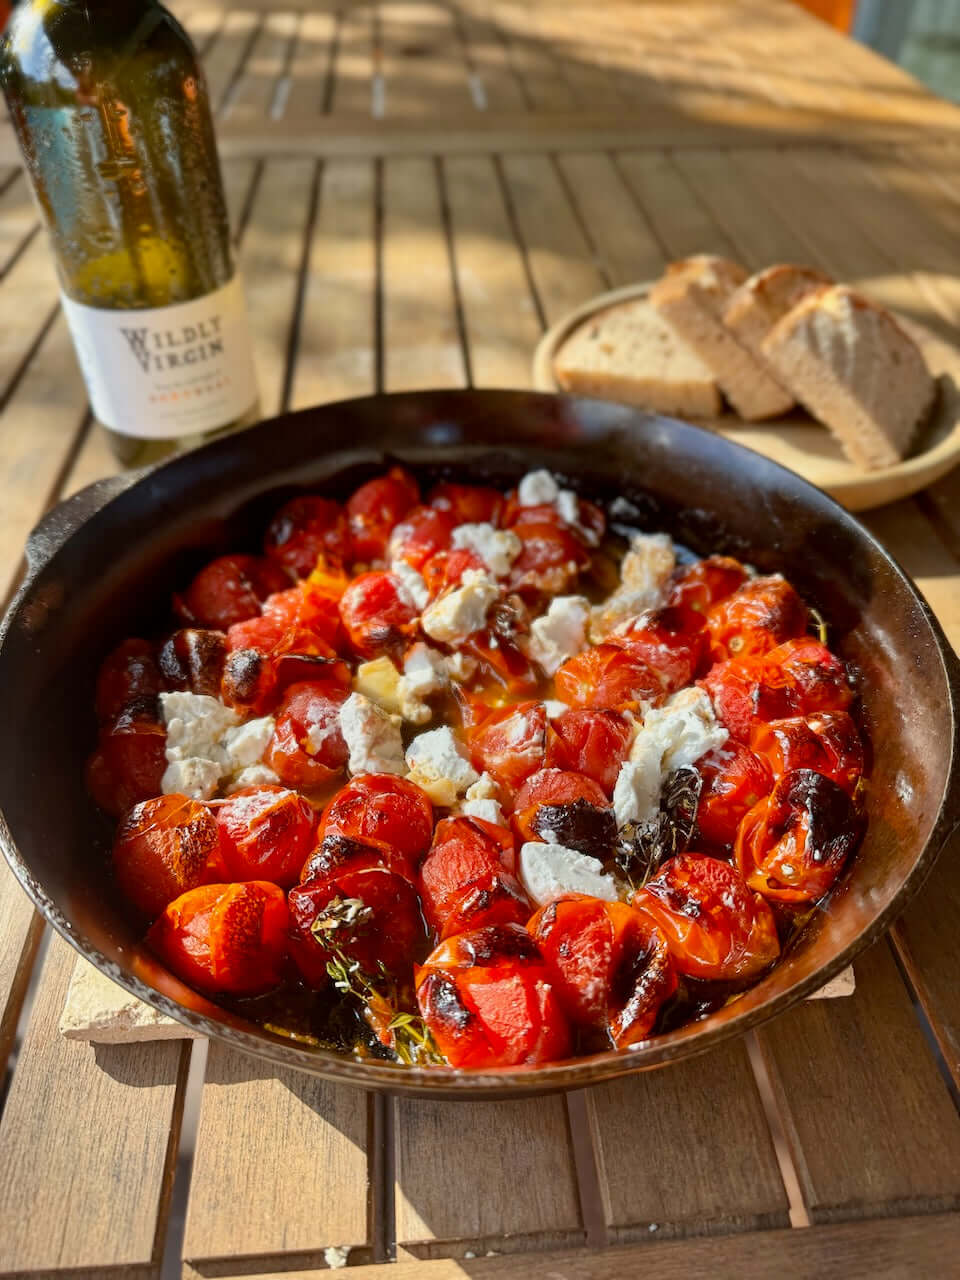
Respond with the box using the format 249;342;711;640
0;390;956;1098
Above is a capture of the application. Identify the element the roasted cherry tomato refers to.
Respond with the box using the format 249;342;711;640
415;924;572;1068
113;794;225;919
461;628;541;696
696;744;774;848
147;881;289;995
512;768;612;846
632;853;780;982
419;815;525;938
265;680;349;788
554;644;663;711
705;576;808;663
608;605;708;691
347;466;420;563
421;548;487;599
100;708;167;805
264;496;350;577
320;773;436;877
96;638;162;722
158;629;227;698
468;701;547;792
702;638;852;742
428;481;503;525
289;858;425;988
508;521;591;596
528;895;676;1046
174;554;290;630
735;768;864;904
338;570;420;659
216;785;317;887
388;505;458;571
667;555;749;628
501;494;605;546
261;581;343;650
749;712;864;797
86;749;136;819
545;708;633;796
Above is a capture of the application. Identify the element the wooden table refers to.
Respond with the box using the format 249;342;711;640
2;2;960;1276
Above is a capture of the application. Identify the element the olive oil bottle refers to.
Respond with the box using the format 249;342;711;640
1;0;258;465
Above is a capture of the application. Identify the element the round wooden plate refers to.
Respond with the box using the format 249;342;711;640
532;282;960;511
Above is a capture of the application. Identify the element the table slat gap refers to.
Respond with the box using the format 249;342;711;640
434;153;474;387
202;11;261;117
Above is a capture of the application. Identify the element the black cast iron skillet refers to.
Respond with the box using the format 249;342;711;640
1;390;958;1100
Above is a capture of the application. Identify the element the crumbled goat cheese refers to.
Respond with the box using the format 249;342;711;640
338;692;406;776
543;699;570;719
160;691;241;800
613;687;728;827
405;726;478;807
554;489;600;547
451;522;522;578
161;756;224;802
391;559;430;610
221;716;275;769
398;643;448;724
353;656;403;715
223;764;281;794
519;841;618;906
517;469;560;506
527;595;590;676
457;772;505;825
304;714;340;755
590;533;676;642
421;569;499;645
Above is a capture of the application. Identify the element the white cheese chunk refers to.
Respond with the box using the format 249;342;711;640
519;841;618;906
517;469;560;506
590;533;676;642
338;692;406;776
543;699;570;719
554;489;600;547
161;756;223;802
457;772;505;825
160;691;239;760
451;522;522;578
397;642;448;724
612;752;663;829
391;560;430;611
527;595;590;676
405;726;478;807
421;569;499;645
221;716;275;770
224;763;281;794
161;692;281;800
353;656;403;715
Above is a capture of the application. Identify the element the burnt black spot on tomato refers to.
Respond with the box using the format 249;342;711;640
533;798;617;859
159;628;227;696
300;833;374;883
776;769;863;867
465;923;539;966
222;648;267;704
422;972;472;1032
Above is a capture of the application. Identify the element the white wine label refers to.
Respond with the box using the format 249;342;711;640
60;275;259;440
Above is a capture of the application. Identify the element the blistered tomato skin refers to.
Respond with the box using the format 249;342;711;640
512;768;611;845
421;548;487;599
96;638;162;722
159;629;227;698
554;644;664;711
216;785;317;887
175;555;290;631
608;605;709;691
735;769;864;904
528;895;677;1046
338;570;421;659
667;555;749;628
545;708;633;796
508;522;591;596
347;466;420;563
749;712;864;796
415;924;572;1068
428;481;503;526
418;815;523;937
320;774;436;876
288;863;426;988
264;496;351;577
632;854;781;982
501;494;605;546
100;709;167;805
705;576;808;663
265;681;350;788
468;701;547;791
147;881;289;996
113;794;226;919
696;744;774;848
388;505;458;571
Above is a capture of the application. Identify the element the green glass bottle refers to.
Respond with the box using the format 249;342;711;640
0;0;258;466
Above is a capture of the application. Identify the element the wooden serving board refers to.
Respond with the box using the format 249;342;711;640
532;282;960;511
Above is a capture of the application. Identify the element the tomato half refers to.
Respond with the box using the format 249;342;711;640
113;794;225;919
347;466;420;563
264;496;351;577
696;744;774;848
554;644;663;711
607;605;708;691
528;895;676;1045
388;505;458;571
320;773;436;876
632;853;780;981
175;554;290;630
415;924;572;1067
96;638;162;722
705;576;808;663
147;881;289;995
750;712;864;796
338;570;421;659
467;701;547;792
216;785;317;887
265;680;350;787
545;708;633;796
735;768;864;904
428;481;503;526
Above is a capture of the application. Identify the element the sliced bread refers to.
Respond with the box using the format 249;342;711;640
723;264;832;358
649;255;796;421
553;296;722;418
762;284;935;470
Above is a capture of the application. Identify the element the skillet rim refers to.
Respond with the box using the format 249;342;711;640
1;388;958;1099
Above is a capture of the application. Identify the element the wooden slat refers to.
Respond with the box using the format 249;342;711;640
492;2;577;111
382;155;468;392
393;1095;583;1257
613;150;738;262
0;171;38;279
0;233;60;400
442;153;542;387
554;152;665;286
225;10;298;122
589;1042;788;1240
284;11;338;118
290;158;377;409
498;152;605;324
379;1;474;118
297;1211;960;1279
330;3;375;117
0;868;43;1076
757;941;960;1222
0;936;188;1277
455;4;528;111
182;1042;371;1272
201;9;259;114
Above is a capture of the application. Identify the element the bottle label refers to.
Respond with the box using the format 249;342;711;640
59;275;259;440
